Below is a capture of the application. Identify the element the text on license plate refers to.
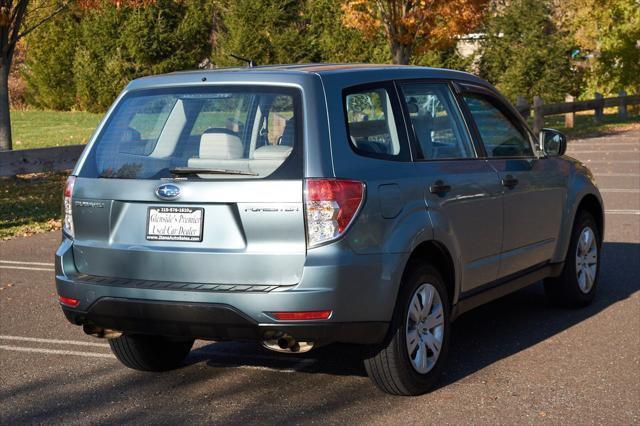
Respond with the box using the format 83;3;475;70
146;207;204;242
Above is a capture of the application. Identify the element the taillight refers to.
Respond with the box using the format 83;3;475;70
304;179;365;247
63;176;76;239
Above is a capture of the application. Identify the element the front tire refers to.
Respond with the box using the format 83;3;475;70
544;211;601;307
364;264;450;395
109;334;194;372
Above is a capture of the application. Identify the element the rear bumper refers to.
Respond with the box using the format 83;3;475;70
61;298;387;344
55;237;402;345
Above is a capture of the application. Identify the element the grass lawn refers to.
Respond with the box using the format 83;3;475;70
0;172;67;239
11;110;103;150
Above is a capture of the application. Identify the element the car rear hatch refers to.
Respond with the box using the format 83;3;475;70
68;84;306;287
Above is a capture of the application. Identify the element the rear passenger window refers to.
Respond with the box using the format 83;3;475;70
400;83;475;160
344;87;405;160
462;94;534;158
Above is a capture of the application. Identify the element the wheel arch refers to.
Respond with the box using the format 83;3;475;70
400;240;457;310
576;193;604;243
552;185;605;262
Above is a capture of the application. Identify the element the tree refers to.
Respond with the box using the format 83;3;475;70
553;0;640;96
211;0;313;67
412;44;473;70
306;0;389;63
23;9;78;110
478;0;580;102
23;0;213;112
74;0;213;111
1;0;67;150
341;0;488;65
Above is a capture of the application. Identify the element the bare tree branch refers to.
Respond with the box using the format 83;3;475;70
18;2;68;39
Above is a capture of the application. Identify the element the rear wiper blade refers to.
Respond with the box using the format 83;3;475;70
170;167;258;176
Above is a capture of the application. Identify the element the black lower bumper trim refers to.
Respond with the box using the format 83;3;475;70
62;297;388;345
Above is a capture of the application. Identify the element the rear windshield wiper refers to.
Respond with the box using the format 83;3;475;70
169;167;258;176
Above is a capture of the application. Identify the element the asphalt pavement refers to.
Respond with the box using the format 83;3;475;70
1;129;639;424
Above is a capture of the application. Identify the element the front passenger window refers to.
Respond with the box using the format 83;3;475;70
463;94;534;158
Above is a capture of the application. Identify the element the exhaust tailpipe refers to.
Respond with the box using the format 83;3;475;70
262;333;314;353
83;324;122;339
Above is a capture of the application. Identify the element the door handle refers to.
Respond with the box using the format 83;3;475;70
429;180;452;196
502;175;519;189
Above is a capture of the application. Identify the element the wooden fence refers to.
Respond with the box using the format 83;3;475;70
515;91;640;134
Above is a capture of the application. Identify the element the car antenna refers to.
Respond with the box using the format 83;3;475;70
230;54;257;68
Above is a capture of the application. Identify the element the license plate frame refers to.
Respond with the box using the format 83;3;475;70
146;206;204;242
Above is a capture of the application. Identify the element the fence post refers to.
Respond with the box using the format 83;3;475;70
564;94;575;128
618;90;628;118
516;96;530;119
594;92;604;122
533;96;544;135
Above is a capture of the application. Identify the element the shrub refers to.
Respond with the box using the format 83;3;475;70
23;12;79;110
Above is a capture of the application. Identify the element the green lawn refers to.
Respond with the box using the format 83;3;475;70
0;172;67;239
11;110;103;150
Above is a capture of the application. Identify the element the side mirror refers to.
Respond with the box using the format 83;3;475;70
540;128;567;156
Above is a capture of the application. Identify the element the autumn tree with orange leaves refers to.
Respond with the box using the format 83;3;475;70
342;0;488;65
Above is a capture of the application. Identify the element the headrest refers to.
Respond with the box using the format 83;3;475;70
278;119;295;147
253;145;292;159
406;102;419;114
199;132;243;159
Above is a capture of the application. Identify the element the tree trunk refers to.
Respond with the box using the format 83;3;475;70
0;65;12;151
390;42;412;65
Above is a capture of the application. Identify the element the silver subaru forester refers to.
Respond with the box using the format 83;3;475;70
55;64;604;395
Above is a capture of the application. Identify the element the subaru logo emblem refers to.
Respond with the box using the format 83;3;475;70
155;183;181;200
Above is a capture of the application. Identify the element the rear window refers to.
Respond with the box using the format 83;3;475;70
79;86;302;179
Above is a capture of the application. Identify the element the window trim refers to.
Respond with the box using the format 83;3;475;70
395;79;480;162
342;81;412;162
455;83;538;160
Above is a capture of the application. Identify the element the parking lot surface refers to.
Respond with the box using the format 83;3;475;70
1;130;639;424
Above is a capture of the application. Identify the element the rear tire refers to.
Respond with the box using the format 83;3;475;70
544;211;601;308
109;334;194;372
364;263;450;395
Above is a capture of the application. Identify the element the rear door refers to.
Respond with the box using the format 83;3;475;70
459;87;566;278
70;85;307;286
397;81;504;293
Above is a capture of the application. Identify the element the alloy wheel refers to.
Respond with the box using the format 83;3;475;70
575;226;598;294
405;283;445;374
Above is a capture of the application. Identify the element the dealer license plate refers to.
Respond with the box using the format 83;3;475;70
146;207;204;242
